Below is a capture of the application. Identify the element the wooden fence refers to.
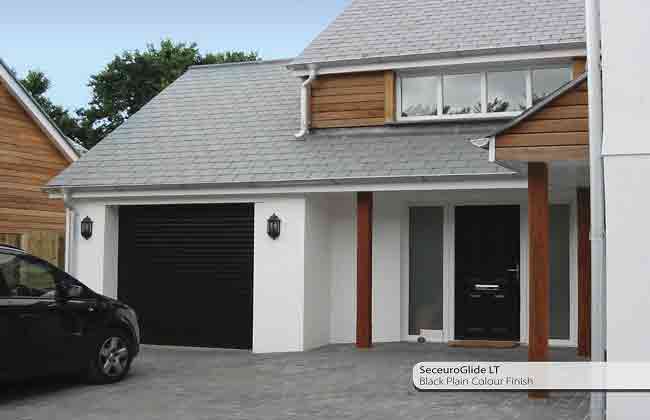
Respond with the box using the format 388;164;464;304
0;231;65;269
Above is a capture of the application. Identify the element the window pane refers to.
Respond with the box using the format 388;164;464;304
400;75;439;117
0;254;56;298
409;207;444;335
487;71;527;112
443;73;482;115
533;67;572;104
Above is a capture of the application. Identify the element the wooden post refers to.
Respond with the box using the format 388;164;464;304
577;188;592;358
356;192;373;348
528;163;550;398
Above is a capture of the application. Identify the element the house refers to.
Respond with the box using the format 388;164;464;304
45;0;590;359
0;59;81;267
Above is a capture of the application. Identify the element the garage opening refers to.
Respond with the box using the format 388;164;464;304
118;204;254;349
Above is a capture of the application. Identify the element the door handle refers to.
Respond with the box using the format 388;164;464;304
506;264;520;279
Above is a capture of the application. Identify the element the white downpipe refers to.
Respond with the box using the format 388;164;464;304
294;68;318;139
585;0;606;418
62;189;76;273
586;0;606;363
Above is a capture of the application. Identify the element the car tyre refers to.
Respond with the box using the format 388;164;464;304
86;328;133;384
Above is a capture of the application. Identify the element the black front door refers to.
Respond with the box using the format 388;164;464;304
455;205;520;341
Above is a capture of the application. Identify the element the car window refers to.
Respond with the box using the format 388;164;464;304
0;253;57;298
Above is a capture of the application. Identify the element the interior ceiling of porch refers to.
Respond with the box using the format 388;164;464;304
500;159;590;198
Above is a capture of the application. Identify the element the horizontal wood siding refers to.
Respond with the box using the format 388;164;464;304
311;72;387;128
0;82;68;233
495;77;589;161
496;145;588;161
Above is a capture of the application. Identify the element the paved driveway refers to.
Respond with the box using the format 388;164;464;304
1;343;590;420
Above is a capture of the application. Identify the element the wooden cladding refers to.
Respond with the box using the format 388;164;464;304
0;82;68;233
311;71;394;129
0;231;65;268
495;78;589;162
572;57;587;78
384;71;396;122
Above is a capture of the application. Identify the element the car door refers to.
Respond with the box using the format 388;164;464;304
3;254;75;376
0;256;23;380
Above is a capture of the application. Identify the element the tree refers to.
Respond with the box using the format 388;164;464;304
79;40;259;147
19;70;85;146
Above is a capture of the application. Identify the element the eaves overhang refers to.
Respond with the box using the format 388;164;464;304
289;43;587;76
44;172;522;198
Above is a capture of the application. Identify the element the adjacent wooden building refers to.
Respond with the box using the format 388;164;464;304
0;59;80;266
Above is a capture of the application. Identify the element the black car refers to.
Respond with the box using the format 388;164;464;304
0;244;139;384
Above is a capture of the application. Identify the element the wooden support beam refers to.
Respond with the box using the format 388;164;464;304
528;162;550;398
495;145;589;162
577;188;592;358
356;191;373;348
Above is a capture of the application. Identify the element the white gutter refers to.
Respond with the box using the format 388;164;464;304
294;68;318;139
586;0;606;418
62;189;76;273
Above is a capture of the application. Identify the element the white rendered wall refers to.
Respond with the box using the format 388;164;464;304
603;157;650;417
328;193;357;344
303;195;332;350
600;1;650;417
68;201;118;298
600;0;650;156
68;195;315;354
253;197;307;353
372;193;403;342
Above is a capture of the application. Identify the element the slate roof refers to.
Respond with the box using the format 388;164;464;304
48;60;512;190
291;0;585;67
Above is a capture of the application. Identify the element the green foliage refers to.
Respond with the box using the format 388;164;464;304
19;70;85;147
18;40;259;149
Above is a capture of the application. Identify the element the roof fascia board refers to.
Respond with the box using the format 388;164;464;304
291;47;587;76
47;176;526;201
0;59;79;162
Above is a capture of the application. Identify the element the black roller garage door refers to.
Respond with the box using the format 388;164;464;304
118;204;254;349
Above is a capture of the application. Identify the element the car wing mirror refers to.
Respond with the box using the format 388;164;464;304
64;284;84;299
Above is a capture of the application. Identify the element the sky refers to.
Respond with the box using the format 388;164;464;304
0;0;349;111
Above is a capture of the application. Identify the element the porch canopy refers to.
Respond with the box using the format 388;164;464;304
475;70;591;362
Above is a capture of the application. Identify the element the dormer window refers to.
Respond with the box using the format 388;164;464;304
396;65;571;122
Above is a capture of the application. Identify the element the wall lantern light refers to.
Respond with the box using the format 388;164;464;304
80;216;93;240
267;213;281;240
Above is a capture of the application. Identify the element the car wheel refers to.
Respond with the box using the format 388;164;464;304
87;329;133;384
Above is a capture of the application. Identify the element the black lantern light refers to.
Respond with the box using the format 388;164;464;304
267;213;281;240
80;216;93;240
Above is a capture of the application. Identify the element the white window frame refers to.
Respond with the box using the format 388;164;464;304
395;64;571;123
